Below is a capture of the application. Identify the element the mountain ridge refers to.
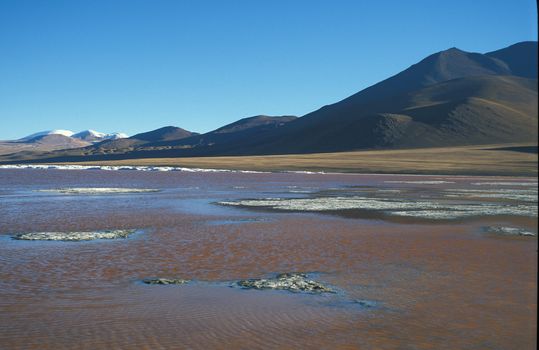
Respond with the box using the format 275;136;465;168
1;41;536;163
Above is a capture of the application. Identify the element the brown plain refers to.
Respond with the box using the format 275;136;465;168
62;143;538;176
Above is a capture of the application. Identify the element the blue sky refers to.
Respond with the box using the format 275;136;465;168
0;0;537;139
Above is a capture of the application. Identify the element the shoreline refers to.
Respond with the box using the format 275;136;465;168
1;143;537;177
1;163;538;179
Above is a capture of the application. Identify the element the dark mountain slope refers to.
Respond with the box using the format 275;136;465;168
328;47;511;110
80;126;197;153
84;116;295;155
131;126;196;142
137;115;297;150
96;75;535;158
205;42;537;155
212;115;297;134
486;41;538;79
188;75;537;154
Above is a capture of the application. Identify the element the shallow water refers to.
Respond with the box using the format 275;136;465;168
0;169;537;349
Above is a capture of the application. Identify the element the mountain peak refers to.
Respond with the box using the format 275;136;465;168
336;44;514;108
441;47;463;54
73;130;105;138
486;41;538;78
72;130;128;142
213;115;297;134
20;129;75;141
131;126;196;142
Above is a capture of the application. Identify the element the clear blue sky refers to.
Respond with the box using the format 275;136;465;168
0;0;537;139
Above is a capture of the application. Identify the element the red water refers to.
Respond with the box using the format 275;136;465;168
0;169;536;349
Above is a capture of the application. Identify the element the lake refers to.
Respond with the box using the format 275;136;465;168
0;167;537;349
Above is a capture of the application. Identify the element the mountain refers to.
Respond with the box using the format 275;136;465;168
94;115;297;158
116;42;535;157
20;129;75;141
141;115;297;151
0;41;536;163
27;134;91;148
130;126;195;142
20;129;128;143
186;41;536;155
333;47;512;108
485;41;538;79
80;126;198;154
211;115;297;134
218;75;536;155
56;116;295;157
72;130;128;142
9;126;199;158
0;133;91;156
0;116;297;160
0;129;128;157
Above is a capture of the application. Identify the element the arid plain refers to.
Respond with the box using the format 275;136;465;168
63;143;538;176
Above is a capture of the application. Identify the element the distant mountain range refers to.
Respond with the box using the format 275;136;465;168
0;129;128;156
20;129;128;143
1;41;536;163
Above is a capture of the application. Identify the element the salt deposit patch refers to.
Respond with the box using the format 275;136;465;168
483;226;536;237
471;182;538;187
390;210;475;220
444;189;538;202
390;204;536;219
384;180;455;184
37;187;160;194
219;196;538;219
13;229;137;241
0;164;267;173
220;197;443;211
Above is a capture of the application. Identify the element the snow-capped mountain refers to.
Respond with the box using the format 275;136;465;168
20;129;128;143
20;129;75;141
2;129;128;155
72;130;129;142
